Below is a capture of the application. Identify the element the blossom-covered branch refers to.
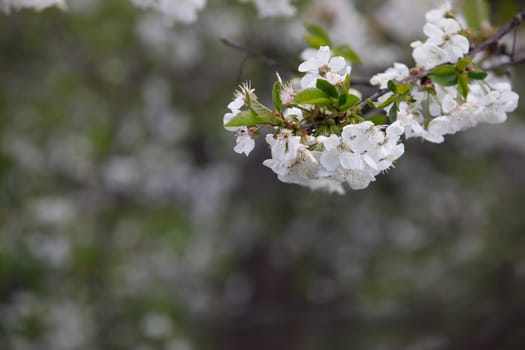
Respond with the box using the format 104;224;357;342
222;3;521;194
361;6;525;111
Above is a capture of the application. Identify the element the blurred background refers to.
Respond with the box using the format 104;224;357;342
2;0;525;349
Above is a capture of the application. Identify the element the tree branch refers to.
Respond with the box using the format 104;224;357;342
223;6;525;111
221;37;296;74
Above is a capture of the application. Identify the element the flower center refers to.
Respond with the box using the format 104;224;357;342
318;64;330;77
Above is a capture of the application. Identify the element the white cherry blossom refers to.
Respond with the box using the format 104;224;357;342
223;84;257;156
423;19;469;62
233;131;255;156
298;46;348;89
411;5;468;68
263;130;303;176
370;63;410;88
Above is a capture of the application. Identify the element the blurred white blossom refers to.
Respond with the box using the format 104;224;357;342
0;0;66;13
131;0;206;25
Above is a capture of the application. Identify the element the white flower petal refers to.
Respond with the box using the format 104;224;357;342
423;23;443;40
316;46;332;65
320;149;341;171
328;56;347;73
339;151;363;170
345;170;373;190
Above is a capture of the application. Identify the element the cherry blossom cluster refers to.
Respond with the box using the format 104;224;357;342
223;3;520;194
0;0;65;13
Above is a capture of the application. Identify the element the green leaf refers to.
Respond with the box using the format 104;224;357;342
375;94;396;109
305;24;331;48
430;74;458;86
367;114;387;125
338;93;360;112
250;99;272;115
224;110;279;127
316;79;339;98
462;0;489;30
458;73;469;99
388;103;398;122
334;44;361;63
343;73;351;93
387;80;397;93
467;70;488;80
272;81;283;111
456;57;473;71
396;83;412;95
293;88;331;105
224;110;260;127
430;64;456;76
256;111;280;125
429;65;458;86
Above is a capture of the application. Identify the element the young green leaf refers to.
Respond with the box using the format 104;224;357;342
374;94;396;109
316;79;339;98
343;73;351;93
256;111;280;125
458;73;469;99
334;44;361;63
272;81;283;112
388;103;398;122
293;88;331;105
387;80;397;93
367;114;387;125
224;110;261;127
304;24;331;48
250;99;272;115
429;64;459;87
396;83;412;95
338;93;360;112
467;70;488;80
456;57;474;71
430;64;456;76
429;71;458;86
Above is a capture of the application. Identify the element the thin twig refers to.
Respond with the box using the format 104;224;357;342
221;38;295;74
